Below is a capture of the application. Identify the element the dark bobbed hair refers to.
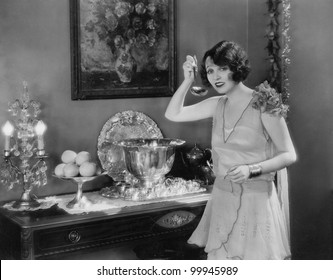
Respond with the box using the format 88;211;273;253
200;40;251;87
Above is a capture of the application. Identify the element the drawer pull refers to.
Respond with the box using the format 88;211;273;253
156;211;196;228
68;230;81;243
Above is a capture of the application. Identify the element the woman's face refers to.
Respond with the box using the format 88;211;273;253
205;57;236;95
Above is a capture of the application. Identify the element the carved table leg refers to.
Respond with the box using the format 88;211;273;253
21;228;34;260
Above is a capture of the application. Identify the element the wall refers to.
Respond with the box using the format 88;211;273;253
4;0;316;260
287;0;333;259
0;0;268;200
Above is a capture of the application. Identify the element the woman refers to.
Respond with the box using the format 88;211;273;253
165;40;296;260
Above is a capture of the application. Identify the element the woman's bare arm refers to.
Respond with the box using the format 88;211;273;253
260;114;297;173
165;87;220;122
165;55;220;122
226;113;297;183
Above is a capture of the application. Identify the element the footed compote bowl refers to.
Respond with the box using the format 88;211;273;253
54;174;103;208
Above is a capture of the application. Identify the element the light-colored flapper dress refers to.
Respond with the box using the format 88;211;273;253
188;95;291;260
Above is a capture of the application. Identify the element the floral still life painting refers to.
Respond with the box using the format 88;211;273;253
70;0;175;99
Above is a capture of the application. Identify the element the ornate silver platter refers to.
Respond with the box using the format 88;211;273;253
97;110;163;181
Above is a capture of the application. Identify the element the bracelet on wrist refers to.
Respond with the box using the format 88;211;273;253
248;163;262;178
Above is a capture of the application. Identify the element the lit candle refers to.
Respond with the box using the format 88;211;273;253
2;121;14;151
34;120;47;151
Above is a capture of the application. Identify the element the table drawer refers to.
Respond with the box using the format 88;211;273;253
34;215;153;257
33;206;204;258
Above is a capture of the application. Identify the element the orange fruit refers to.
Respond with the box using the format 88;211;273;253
61;150;77;164
63;163;80;177
75;151;91;166
79;162;97;177
54;163;66;177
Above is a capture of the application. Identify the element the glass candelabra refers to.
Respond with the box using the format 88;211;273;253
0;81;48;209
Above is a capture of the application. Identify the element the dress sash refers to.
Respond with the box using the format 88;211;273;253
277;168;290;242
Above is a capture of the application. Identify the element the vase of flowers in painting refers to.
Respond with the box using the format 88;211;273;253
115;45;137;83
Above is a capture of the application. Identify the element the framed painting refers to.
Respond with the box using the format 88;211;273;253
70;0;176;100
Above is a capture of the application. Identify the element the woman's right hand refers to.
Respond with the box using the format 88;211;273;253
183;55;197;82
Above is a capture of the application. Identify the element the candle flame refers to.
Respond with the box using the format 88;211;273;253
35;120;47;136
2;121;14;136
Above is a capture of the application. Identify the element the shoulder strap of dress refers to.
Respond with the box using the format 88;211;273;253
214;96;227;119
258;109;270;141
212;97;227;136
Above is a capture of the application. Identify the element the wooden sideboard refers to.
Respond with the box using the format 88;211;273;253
0;189;211;260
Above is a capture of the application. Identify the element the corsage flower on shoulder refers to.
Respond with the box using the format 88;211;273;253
252;81;289;118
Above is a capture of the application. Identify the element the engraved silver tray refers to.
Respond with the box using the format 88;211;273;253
97;110;163;181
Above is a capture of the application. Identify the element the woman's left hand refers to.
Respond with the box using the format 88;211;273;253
225;165;250;183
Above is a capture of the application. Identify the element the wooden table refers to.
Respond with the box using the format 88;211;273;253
0;189;211;260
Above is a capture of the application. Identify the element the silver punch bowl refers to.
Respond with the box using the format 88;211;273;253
114;138;185;187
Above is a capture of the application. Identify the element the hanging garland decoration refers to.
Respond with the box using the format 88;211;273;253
265;0;291;105
281;0;291;105
265;0;282;92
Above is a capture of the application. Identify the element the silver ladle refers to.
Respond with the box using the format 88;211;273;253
190;55;208;97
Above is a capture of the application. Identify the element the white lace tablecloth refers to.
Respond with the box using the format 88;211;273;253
2;189;207;215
